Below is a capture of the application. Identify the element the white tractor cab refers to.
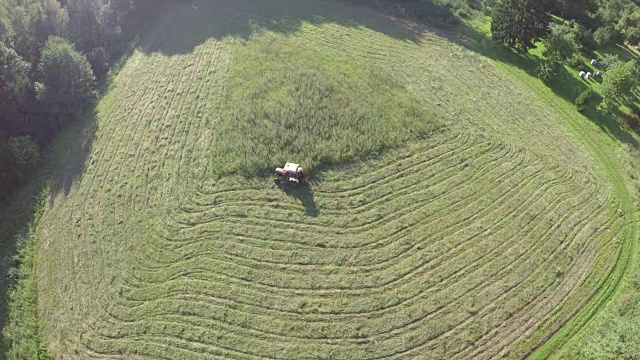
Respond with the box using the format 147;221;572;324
275;162;307;188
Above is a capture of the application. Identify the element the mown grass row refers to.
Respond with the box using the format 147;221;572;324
75;130;620;360
26;0;633;358
469;28;640;359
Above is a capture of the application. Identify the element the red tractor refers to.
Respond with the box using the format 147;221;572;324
275;162;308;188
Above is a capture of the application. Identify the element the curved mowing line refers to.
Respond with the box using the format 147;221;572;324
370;203;618;360
191;133;482;212
170;42;229;204
43;10;635;358
196;132;470;200
490;65;639;359
115;179;604;324
127;45;213;208
468;219;627;359
160;142;506;242
151;155;531;267
166;160;556;271
109;170;604;344
452;194;621;358
185;139;508;221
92;163;612;358
156;145;526;260
141;159;554;273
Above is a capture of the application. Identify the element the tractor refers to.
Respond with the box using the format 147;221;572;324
275;162;308;188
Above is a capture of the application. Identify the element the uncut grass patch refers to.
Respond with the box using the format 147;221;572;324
210;34;442;178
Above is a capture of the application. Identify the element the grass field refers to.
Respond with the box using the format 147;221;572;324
9;0;640;358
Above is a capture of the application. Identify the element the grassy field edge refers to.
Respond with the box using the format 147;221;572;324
1;181;51;359
489;51;639;360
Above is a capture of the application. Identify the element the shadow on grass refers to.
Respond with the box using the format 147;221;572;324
600;44;640;63
0;102;100;357
448;21;639;148
277;182;319;217
0;176;45;355
0;107;98;355
47;110;98;204
139;0;426;55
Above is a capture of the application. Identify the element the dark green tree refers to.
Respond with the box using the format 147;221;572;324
537;24;577;81
543;24;577;61
66;0;123;76
9;0;68;63
35;36;95;130
625;27;640;45
0;42;32;134
0;0;13;43
599;0;627;26
594;25;623;47
601;53;622;70
575;26;597;51
554;0;597;22
600;60;638;109
0;135;39;195
490;0;551;52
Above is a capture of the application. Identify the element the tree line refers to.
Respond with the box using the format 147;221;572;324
491;0;640;53
486;0;640;108
0;0;187;201
349;0;640;110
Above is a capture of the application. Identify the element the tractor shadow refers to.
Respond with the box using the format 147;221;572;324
277;182;319;217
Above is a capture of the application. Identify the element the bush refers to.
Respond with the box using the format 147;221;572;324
434;0;473;18
600;53;622;70
601;60;639;108
542;24;578;62
625;27;640;46
627;108;640;131
567;54;583;68
88;47;109;80
594;26;623;47
397;0;461;25
537;59;563;82
0;135;39;196
581;315;640;360
575;27;598;52
575;89;594;111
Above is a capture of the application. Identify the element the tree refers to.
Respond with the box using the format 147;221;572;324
0;42;31;134
600;60;638;109
66;0;122;55
0;0;14;43
542;24;577;61
0;135;38;195
581;315;640;360
575;26;598;52
594;0;640;46
490;0;551;52
599;0;627;25
625;27;640;45
537;24;576;81
594;25;623;47
554;0;597;23
5;136;38;180
9;0;69;63
618;4;640;44
601;53;622;70
35;36;95;131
